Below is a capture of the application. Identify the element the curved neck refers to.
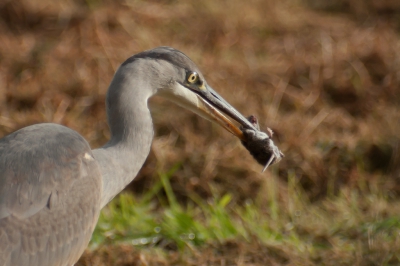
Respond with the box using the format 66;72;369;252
93;66;155;208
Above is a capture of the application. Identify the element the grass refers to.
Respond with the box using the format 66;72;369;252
78;166;400;265
91;166;244;250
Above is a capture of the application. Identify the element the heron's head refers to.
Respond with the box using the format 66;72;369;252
118;46;257;140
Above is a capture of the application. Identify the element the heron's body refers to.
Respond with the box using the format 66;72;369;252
0;47;282;266
0;124;101;265
0;50;159;266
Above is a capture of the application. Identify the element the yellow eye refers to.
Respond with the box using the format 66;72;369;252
187;72;199;84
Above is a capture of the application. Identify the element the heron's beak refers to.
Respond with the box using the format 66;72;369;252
194;84;257;141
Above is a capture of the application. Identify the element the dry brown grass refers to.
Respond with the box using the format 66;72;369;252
1;0;400;265
79;241;295;266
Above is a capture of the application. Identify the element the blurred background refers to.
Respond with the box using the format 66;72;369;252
0;0;399;265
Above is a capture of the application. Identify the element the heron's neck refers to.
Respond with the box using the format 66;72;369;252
93;72;155;208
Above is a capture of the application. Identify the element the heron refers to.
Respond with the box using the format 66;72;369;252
0;47;282;266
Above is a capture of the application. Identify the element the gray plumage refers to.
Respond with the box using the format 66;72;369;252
0;124;101;265
0;47;282;266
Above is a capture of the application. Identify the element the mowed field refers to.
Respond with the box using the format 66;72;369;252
1;0;400;265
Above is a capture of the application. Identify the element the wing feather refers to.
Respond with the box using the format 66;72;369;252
0;123;102;266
